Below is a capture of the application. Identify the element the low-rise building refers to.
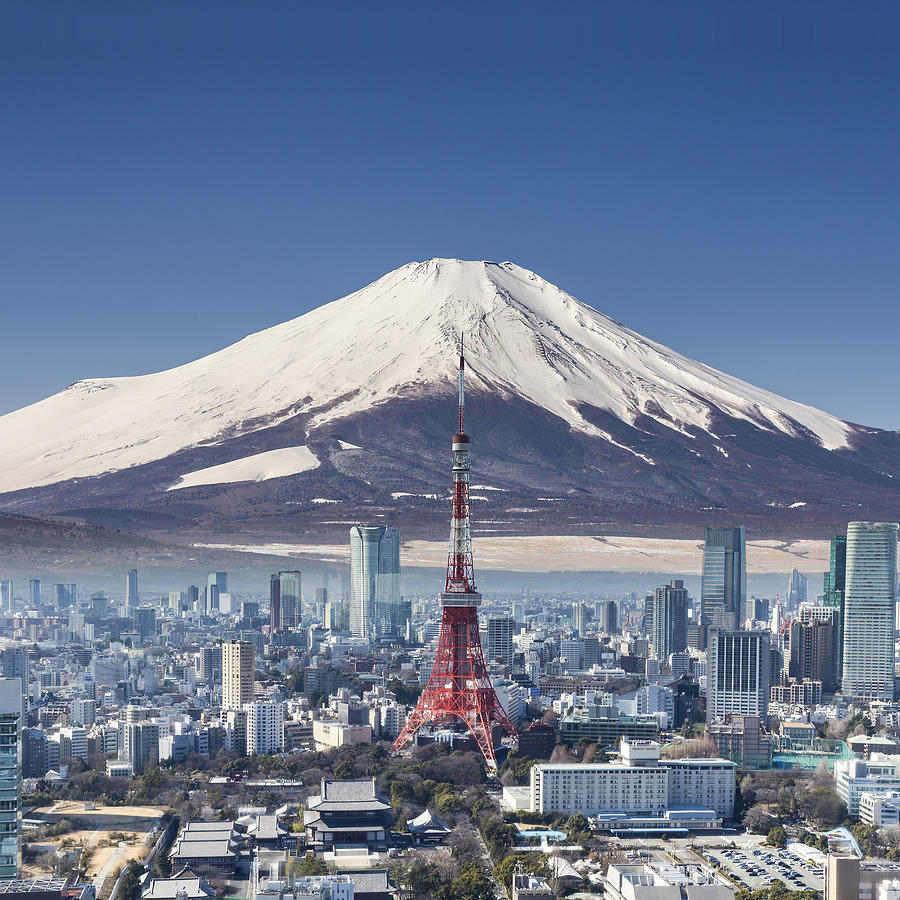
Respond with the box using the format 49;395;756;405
529;739;735;825
169;821;243;873
835;755;900;817
707;715;772;769
860;791;900;827
601;862;734;899
511;874;553;900
303;779;392;854
312;720;371;752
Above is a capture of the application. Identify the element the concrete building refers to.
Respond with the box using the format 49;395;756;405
825;856;900;900
835;755;900;817
529;740;734;821
859;791;900;827
70;699;96;727
244;702;285;755
269;571;301;633
222;640;254;710
126;569;138;607
652;580;688;659
841;522;898;701
486;617;515;666
789;606;840;694
312;720;371;752
707;715;772;769
706;629;771;722
602;862;734;900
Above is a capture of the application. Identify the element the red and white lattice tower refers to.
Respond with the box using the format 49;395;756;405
392;341;518;768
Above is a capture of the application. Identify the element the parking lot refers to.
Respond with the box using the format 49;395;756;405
703;846;823;894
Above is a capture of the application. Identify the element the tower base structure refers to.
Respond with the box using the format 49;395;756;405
393;593;517;768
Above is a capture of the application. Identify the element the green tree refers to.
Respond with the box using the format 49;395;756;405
494;854;549;891
288;856;328;876
438;865;494;900
334;760;353;779
767;825;787;848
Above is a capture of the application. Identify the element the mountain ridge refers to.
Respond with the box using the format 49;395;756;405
0;258;896;540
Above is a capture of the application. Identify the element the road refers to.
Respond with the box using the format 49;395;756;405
462;816;507;900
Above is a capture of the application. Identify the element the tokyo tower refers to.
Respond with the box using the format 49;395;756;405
392;341;518;768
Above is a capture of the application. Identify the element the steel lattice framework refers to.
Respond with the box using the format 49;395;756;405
392;341;518;767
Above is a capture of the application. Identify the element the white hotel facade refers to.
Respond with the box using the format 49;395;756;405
528;739;735;822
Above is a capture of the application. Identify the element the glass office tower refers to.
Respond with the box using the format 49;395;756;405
700;527;746;632
0;679;21;879
841;522;898;701
349;525;401;640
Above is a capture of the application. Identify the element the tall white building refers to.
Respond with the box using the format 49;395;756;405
706;629;771;722
71;698;96;727
841;522;899;701
244;702;284;754
349;525;400;640
486;617;515;666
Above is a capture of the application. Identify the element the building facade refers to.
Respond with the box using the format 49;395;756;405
269;571;301;632
700;527;746;631
841;522;898;701
244;702;285;754
706;629;771;722
651;580;688;660
349;525;401;640
486;617;515;666
222;640;254;710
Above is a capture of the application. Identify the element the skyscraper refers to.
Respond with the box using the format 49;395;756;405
652;580;688;660
222;640;254;710
0;582;11;614
486;616;515;666
125;569;139;608
700;527;746;631
786;568;808;609
0;678;21;878
789;606;839;694
269;571;301;632
134;608;156;644
207;572;227;613
349;525;401;640
706;629;771;723
823;535;847;675
598;600;618;635
54;583;76;610
28;580;40;608
841;522;898;701
573;602;588;636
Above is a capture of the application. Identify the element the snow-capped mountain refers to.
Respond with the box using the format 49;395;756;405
0;258;896;541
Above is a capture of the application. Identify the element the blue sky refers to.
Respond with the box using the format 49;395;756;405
2;2;898;427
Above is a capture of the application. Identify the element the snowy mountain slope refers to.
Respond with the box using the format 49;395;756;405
0;259;858;494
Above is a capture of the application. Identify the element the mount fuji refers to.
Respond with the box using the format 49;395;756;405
0;258;897;544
